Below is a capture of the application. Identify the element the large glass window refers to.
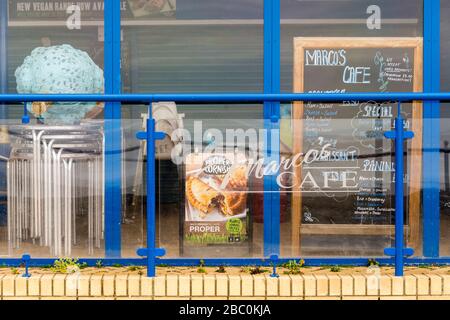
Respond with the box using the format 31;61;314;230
0;0;145;258
0;0;442;263
122;1;264;258
279;0;424;257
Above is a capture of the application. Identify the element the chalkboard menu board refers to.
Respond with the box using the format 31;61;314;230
291;38;423;255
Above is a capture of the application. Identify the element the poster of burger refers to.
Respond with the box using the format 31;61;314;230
184;152;249;247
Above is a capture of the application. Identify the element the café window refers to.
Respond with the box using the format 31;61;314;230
279;0;424;257
1;0;443;263
0;0;147;258
120;1;265;258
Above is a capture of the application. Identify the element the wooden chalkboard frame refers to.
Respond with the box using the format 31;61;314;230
291;37;423;256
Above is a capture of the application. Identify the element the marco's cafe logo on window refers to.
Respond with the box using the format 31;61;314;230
168;121;371;194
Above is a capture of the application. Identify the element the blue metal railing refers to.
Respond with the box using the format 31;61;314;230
0;92;450;103
383;102;415;276
0;92;449;277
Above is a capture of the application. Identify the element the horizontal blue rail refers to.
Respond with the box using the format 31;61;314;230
0;92;450;103
2;257;450;268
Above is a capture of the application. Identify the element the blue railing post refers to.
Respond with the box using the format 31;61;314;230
21;105;30;124
423;0;441;258
104;0;123;257
263;0;281;257
269;254;280;278
384;102;415;276
21;254;31;278
136;103;166;277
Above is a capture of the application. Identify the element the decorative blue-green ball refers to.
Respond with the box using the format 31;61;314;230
15;44;104;124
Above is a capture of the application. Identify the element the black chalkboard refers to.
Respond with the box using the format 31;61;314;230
291;38;423;250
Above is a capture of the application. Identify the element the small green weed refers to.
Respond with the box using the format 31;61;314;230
282;260;305;275
330;265;341;272
197;260;207;274
197;267;207;274
51;258;83;274
367;259;380;267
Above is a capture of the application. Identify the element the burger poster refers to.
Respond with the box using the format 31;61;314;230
184;152;249;246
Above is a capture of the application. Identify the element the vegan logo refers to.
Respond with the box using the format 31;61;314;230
226;218;243;235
